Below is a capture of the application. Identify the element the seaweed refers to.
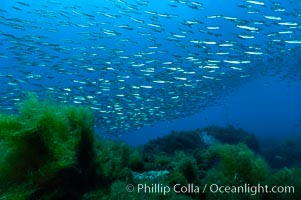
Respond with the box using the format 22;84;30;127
0;97;299;200
202;144;269;200
264;168;301;200
0;95;96;199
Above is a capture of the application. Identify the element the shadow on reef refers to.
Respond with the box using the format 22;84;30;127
197;125;260;152
262;136;301;169
0;96;300;200
143;125;260;156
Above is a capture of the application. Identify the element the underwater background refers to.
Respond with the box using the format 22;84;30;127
0;0;301;199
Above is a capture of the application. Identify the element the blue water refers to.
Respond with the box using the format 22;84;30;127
122;76;301;145
0;0;301;144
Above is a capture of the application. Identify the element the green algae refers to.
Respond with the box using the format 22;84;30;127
0;97;300;200
0;95;96;199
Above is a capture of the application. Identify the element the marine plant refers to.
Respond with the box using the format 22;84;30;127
202;144;269;200
0;95;96;199
99;180;194;200
210;144;268;184
264;167;301;200
173;152;200;183
94;139;134;183
1;96;300;200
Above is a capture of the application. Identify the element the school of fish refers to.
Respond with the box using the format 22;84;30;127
0;0;300;135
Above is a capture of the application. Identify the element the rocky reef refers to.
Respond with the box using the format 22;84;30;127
0;97;300;200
